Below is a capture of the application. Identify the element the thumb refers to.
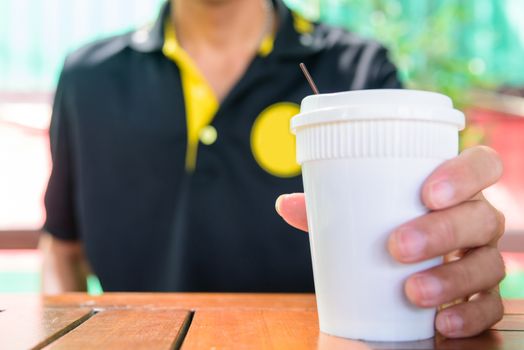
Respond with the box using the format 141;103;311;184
275;193;309;232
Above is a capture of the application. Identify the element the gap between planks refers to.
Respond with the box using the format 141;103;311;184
32;309;98;350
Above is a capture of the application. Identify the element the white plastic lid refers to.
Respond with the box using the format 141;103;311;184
291;89;465;132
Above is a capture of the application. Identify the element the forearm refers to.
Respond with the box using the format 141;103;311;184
39;232;89;294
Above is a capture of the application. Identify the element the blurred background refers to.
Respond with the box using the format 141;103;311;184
1;0;523;296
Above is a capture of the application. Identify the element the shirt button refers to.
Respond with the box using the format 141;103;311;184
199;125;218;145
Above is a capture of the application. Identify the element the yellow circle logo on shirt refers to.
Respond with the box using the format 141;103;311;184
250;102;301;178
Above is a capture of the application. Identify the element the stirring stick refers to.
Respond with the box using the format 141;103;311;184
299;63;320;95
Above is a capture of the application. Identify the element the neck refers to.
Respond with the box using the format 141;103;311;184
172;0;272;51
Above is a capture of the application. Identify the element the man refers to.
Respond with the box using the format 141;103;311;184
41;0;505;339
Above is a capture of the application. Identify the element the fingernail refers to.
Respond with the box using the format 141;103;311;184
413;275;443;304
429;180;454;207
437;312;463;335
394;228;426;260
275;195;286;215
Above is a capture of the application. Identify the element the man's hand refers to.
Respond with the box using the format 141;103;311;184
275;145;506;338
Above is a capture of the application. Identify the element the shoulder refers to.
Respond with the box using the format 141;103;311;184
286;11;395;74
61;32;135;80
53;31;142;114
312;22;389;60
306;20;400;89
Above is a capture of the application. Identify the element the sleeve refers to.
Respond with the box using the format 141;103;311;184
43;67;79;241
351;43;403;90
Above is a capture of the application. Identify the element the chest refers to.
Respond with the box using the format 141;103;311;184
73;59;314;179
190;48;255;102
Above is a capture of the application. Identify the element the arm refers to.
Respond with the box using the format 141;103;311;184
39;232;89;293
41;64;87;293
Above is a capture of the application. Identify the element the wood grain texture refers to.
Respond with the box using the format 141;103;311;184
44;293;317;311
492;314;524;331
180;310;398;350
43;309;189;350
0;304;91;350
431;331;524;350
182;310;320;349
2;294;524;350
182;310;524;350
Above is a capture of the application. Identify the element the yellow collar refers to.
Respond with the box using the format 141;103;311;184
162;18;274;61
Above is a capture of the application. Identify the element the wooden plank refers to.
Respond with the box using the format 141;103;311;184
44;293;524;316
44;293;317;311
492;314;524;331
182;310;524;350
433;331;524;350
2;294;522;350
182;310;272;349
330;331;524;350
0;304;92;350
44;309;189;350
365;331;524;350
182;310;321;349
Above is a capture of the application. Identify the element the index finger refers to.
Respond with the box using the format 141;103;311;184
422;146;503;210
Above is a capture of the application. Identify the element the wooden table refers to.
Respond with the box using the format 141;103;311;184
1;293;524;349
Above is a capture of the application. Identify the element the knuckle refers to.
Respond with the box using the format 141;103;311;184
476;301;500;333
436;213;457;250
493;293;505;321
458;291;504;336
453;261;473;293
466;313;484;336
478;145;504;179
472;144;496;155
484;290;504;325
492;250;507;283
474;200;500;242
495;209;506;239
464;146;503;183
477;246;506;285
454;302;481;336
472;145;499;160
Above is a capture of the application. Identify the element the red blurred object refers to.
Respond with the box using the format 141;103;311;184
0;93;51;233
466;91;524;235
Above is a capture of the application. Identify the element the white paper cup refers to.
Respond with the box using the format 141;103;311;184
291;89;465;342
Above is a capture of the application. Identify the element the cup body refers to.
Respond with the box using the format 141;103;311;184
291;90;465;341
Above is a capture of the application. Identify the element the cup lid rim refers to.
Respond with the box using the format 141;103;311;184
292;90;465;132
291;105;465;132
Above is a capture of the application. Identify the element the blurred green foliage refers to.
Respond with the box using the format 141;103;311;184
347;1;492;105
287;0;524;106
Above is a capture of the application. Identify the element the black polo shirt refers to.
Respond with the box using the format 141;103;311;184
44;0;401;292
